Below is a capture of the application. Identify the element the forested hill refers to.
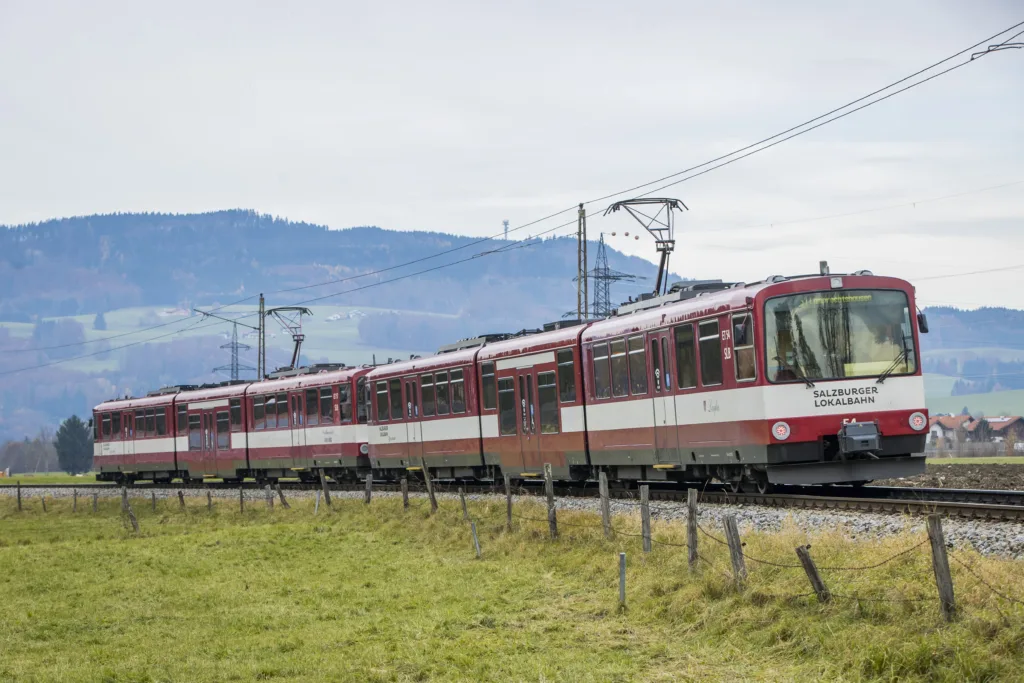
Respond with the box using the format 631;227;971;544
0;210;664;325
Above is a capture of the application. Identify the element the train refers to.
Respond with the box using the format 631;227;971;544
93;270;929;491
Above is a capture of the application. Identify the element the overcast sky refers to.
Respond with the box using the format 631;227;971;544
1;1;1021;309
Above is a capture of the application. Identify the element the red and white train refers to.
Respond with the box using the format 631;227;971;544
95;271;929;490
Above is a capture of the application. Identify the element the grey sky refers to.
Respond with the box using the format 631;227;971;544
1;1;1021;308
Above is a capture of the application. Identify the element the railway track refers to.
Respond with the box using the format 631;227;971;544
5;479;1024;521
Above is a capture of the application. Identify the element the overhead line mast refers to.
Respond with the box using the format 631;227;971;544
577;203;588;321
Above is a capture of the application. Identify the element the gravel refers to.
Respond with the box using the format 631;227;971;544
5;484;1024;559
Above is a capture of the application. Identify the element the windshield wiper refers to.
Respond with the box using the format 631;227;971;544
876;347;908;384
773;356;815;388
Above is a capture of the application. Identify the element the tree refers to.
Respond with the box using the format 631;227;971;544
972;418;992;443
961;406;970;416
93;312;107;330
54;415;93;474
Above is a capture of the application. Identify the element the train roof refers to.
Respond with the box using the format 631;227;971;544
94;393;178;412
176;381;253;403
245;365;370;395
583;272;914;342
365;347;480;380
477;325;583;362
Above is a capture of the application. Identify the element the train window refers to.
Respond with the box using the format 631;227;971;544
498;377;516;435
300;389;316;426
253;396;266;430
156;408;167;436
526;374;535;432
188;414;202;450
650;340;661;391
112;413;121;440
593;343;611;399
229;399;242;431
699;320;723;386
673;324;698;389
661;338;672;390
277;392;289;427
177;405;188;434
436;371;450;415
610;339;628;397
126;413;134;439
216;412;230;449
421;375;435;417
93;417;99;441
557;349;576;403
145;409;155;436
628;336;648;395
538;371;559;434
733;313;756;382
325;386;339;424
101;413;111;439
481;362;496;411
265;395;277;429
389;378;403;421
376;381;389;422
356;378;368;424
450;369;466;414
135;413;145;438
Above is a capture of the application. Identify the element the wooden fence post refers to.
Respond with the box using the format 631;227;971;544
73;489;78;513
504;473;513;532
314;490;321;515
40;496;47;513
619;552;627;608
121;486;128;513
687;488;699;571
126;500;140;534
364;475;373;504
723;514;747;588
640;485;652;553
276;484;290;509
544;463;557;540
599;471;612;539
401;477;409;509
927;514;956;622
151;491;157;512
318;470;333;508
239;487;245;513
207;491;213;511
265;485;274;510
471;521;482;559
459;487;469;521
92;492;98;513
795;545;831;603
422;458;438;514
177;491;185;509
16;481;21;511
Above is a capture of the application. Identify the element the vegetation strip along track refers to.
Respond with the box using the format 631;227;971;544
8;480;1024;520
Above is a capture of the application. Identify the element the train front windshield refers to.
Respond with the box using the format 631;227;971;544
765;290;917;383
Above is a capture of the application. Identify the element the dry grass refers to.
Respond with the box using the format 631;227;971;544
1;493;1023;681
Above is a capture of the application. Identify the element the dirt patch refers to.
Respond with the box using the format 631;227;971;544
876;463;1024;490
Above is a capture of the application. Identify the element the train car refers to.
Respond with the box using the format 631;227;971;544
582;271;928;490
476;326;587;480
245;366;372;482
93;391;181;483
174;382;250;482
366;348;484;479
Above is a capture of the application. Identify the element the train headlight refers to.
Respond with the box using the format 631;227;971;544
359;443;369;455
908;412;927;431
771;421;791;441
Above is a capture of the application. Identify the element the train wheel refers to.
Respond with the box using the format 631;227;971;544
755;480;775;495
726;480;744;494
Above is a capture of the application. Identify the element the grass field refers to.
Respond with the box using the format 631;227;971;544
927;457;1024;465
927;388;1024;418
2;494;1024;681
0;472;98;485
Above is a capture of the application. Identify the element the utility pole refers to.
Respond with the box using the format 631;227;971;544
213;322;255;381
577;203;588;321
258;293;265;380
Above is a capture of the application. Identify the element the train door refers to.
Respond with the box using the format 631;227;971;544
201;409;217;475
517;369;540;470
404;377;423;465
122;411;135;469
214;407;231;476
290;392;306;466
651;331;680;463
